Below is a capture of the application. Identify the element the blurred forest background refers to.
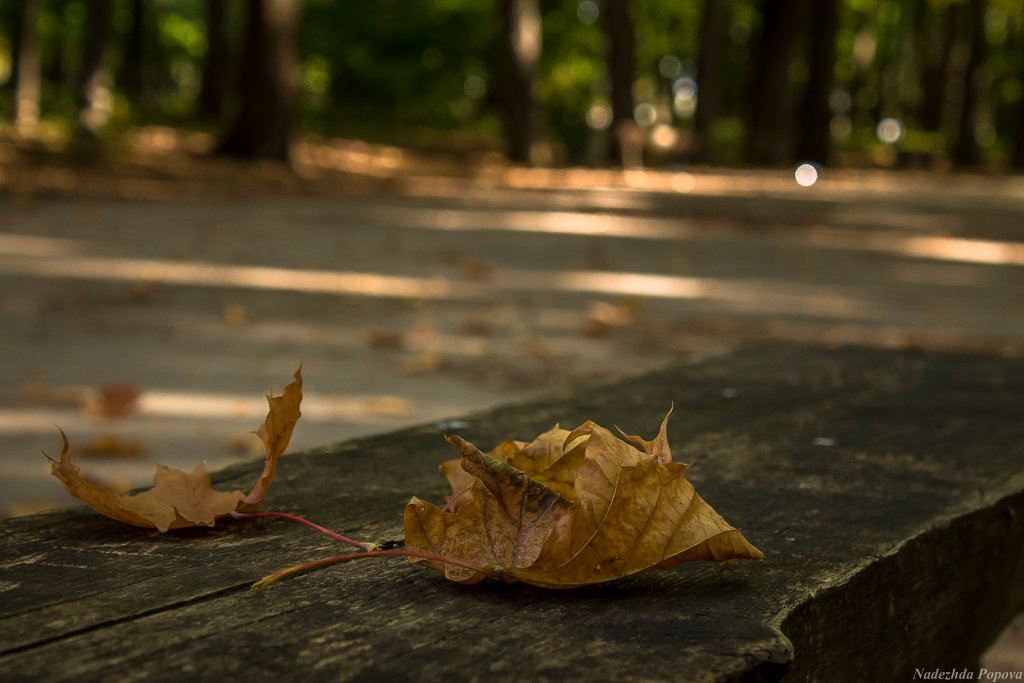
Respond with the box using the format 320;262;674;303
2;0;1023;173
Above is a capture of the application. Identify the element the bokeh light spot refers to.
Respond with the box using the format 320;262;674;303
659;55;682;79
463;76;486;99
671;76;697;118
650;124;679;150
876;117;905;144
577;0;599;24
795;163;819;187
586;101;612;130
830;114;852;139
829;89;851;114
633;102;657;127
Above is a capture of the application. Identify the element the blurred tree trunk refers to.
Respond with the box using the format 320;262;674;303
694;0;727;159
952;0;988;165
120;0;145;97
604;0;638;166
218;0;303;162
13;0;43;131
746;0;809;165
1014;39;1024;170
919;4;957;131
1014;96;1024;170
499;0;541;163
76;0;114;139
907;0;929;127
198;0;231;120
795;0;838;164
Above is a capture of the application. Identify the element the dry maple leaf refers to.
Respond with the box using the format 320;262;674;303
45;368;303;532
404;411;762;588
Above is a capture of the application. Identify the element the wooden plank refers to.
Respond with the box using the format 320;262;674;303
1;344;1022;681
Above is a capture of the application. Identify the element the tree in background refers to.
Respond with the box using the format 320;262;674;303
1015;30;1024;170
694;0;728;160
604;0;638;165
2;0;1023;171
119;0;145;98
218;0;303;162
952;0;989;165
75;0;114;140
499;0;541;163
12;0;43;132
746;0;809;164
198;0;231;121
918;2;958;132
796;0;838;164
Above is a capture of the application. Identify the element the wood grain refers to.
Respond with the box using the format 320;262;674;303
2;344;1022;681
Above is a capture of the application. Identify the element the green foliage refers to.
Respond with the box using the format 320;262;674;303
2;0;1023;167
300;0;500;144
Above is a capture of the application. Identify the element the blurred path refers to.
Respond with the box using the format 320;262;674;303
1;169;1023;516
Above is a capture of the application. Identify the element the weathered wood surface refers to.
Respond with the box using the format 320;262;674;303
1;344;1022;682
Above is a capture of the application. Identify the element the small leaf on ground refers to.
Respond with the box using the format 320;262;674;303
71;433;148;458
85;382;142;418
365;325;406;350
399;349;445;374
45;367;303;532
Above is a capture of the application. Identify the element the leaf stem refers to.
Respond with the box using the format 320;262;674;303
252;549;486;592
230;511;378;552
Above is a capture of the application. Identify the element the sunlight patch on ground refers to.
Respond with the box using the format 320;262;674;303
0;254;457;299
352;206;1024;267
0;234;85;257
0;250;898;323
803;228;1024;267
0;389;417;432
0;250;875;318
140;390;416;420
0;392;416;435
548;270;874;319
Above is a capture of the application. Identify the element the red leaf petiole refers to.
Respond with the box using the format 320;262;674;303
232;510;485;591
251;549;486;592
230;511;378;552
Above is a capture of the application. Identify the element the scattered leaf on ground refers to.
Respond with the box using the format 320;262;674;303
399;349;445;374
582;299;643;338
45;367;303;532
457;257;494;281
222;303;249;327
405;411;762;588
23;380;82;406
405;321;438;347
459;315;496;337
71;433;148;458
85;382;142;418
522;338;555;363
24;380;142;418
366;325;406;350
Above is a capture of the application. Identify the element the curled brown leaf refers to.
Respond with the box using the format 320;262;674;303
406;411;762;588
45;367;303;532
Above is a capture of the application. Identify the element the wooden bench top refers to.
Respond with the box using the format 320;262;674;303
2;344;1022;681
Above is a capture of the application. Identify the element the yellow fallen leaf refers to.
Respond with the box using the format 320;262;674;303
406;410;762;588
45;367;303;532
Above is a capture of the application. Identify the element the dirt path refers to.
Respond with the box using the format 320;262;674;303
2;156;1023;517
